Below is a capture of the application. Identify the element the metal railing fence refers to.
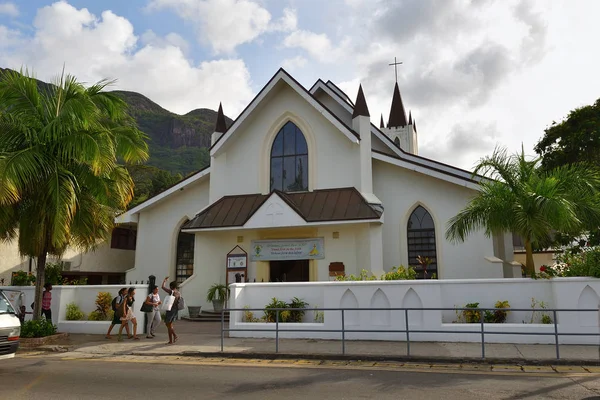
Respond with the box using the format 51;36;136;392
219;306;600;360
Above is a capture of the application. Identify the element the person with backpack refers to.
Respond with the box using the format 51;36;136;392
161;276;182;345
105;288;130;339
117;287;139;340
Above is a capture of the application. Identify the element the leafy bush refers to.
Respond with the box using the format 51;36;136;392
381;265;417;280
243;306;262;322
335;269;377;281
65;302;85;321
288;297;309;323
483;300;510;323
561;247;600;278
89;292;113;321
462;302;482;323
45;262;64;285
264;298;289;322
11;271;36;286
88;310;114;321
21;319;57;338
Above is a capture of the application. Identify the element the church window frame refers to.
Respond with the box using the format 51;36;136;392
175;225;195;284
407;205;438;279
269;121;309;192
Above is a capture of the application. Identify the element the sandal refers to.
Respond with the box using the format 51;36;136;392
173;335;178;343
146;335;153;339
166;341;173;345
133;336;140;340
105;335;112;340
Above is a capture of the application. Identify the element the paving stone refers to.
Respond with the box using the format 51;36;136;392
491;364;523;372
552;365;589;373
521;365;555;373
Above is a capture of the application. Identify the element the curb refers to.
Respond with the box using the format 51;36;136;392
117;351;600;367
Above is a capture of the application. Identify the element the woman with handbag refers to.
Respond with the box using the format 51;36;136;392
143;285;161;338
161;276;181;345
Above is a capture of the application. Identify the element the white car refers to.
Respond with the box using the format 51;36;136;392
0;290;20;360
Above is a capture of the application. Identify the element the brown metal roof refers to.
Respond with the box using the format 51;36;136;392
182;187;382;230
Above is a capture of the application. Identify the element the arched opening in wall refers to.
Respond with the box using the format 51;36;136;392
270;121;308;192
175;222;195;284
394;137;400;147
407;205;438;279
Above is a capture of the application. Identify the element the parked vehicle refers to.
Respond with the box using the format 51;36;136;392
0;289;20;359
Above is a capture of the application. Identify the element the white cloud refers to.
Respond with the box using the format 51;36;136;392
141;30;190;55
269;8;297;32
0;25;20;48
0;2;18;17
0;2;253;116
281;55;307;72
147;0;274;54
282;30;350;63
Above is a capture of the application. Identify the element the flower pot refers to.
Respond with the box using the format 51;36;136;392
187;306;202;318
212;299;225;313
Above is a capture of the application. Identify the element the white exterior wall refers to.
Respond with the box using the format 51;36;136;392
229;278;600;344
128;177;210;284
1;284;147;334
210;82;361;201
0;240;134;285
373;159;498;278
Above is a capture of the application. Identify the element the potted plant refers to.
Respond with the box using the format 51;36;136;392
206;283;230;313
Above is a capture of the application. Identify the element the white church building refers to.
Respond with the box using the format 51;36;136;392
117;69;515;309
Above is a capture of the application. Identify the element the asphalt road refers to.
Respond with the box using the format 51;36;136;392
2;355;600;400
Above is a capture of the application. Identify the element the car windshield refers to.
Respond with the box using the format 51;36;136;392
0;291;16;314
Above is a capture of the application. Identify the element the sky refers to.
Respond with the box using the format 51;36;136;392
0;0;599;170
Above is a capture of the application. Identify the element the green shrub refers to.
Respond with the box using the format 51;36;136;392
462;302;482;323
21;319;57;338
381;265;417;280
288;297;308;323
65;302;85;321
483;300;510;323
44;262;64;285
88;310;114;321
264;297;289;322
11;270;35;286
561;247;600;278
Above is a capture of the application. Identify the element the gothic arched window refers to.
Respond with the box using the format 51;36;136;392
175;223;194;284
407;206;438;279
270;121;308;192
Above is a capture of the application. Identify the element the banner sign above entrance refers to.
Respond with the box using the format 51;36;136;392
250;238;325;261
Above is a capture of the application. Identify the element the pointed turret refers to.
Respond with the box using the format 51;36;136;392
352;85;370;118
408;111;412;125
414;119;417;132
380;114;384;129
387;83;407;128
215;102;227;133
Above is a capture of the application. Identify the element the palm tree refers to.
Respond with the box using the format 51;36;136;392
446;147;600;275
0;68;148;319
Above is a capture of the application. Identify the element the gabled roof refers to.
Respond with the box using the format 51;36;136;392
115;166;211;224
181;187;382;231
210;68;360;157
309;79;485;186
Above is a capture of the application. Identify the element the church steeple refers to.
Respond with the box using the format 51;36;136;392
215;102;227;133
380;114;384;129
352;85;370;118
387;83;407;128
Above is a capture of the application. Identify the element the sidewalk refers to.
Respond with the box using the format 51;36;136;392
22;320;600;365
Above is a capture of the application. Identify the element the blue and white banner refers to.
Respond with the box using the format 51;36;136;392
250;238;325;261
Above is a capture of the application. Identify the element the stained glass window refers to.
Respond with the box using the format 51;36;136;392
270;121;308;192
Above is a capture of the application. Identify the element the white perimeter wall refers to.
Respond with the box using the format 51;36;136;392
229;278;600;344
2;285;147;334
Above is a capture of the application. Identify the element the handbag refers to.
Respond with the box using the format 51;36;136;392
140;302;153;313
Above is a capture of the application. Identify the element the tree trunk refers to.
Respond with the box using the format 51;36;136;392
33;249;47;321
524;238;535;276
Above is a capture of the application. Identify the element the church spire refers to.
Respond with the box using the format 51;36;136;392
352;84;370;118
380;114;384;129
387;82;407;128
215;102;227;133
408;111;412;125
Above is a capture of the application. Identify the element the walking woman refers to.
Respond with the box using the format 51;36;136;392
145;285;161;339
118;287;140;340
161;276;181;344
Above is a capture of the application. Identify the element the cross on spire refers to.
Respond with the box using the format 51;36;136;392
389;57;403;83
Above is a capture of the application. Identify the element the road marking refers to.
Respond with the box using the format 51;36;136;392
44;354;600;379
17;371;48;394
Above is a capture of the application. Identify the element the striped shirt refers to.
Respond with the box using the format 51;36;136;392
42;291;51;310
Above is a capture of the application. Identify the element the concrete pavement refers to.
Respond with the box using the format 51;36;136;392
20;320;600;365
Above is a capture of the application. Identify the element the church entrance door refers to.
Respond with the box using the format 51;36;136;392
269;260;309;282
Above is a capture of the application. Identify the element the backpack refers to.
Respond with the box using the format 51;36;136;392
111;296;119;312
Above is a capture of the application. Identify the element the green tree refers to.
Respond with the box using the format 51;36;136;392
445;147;600;274
0;69;148;319
535;98;600;170
535;98;600;247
